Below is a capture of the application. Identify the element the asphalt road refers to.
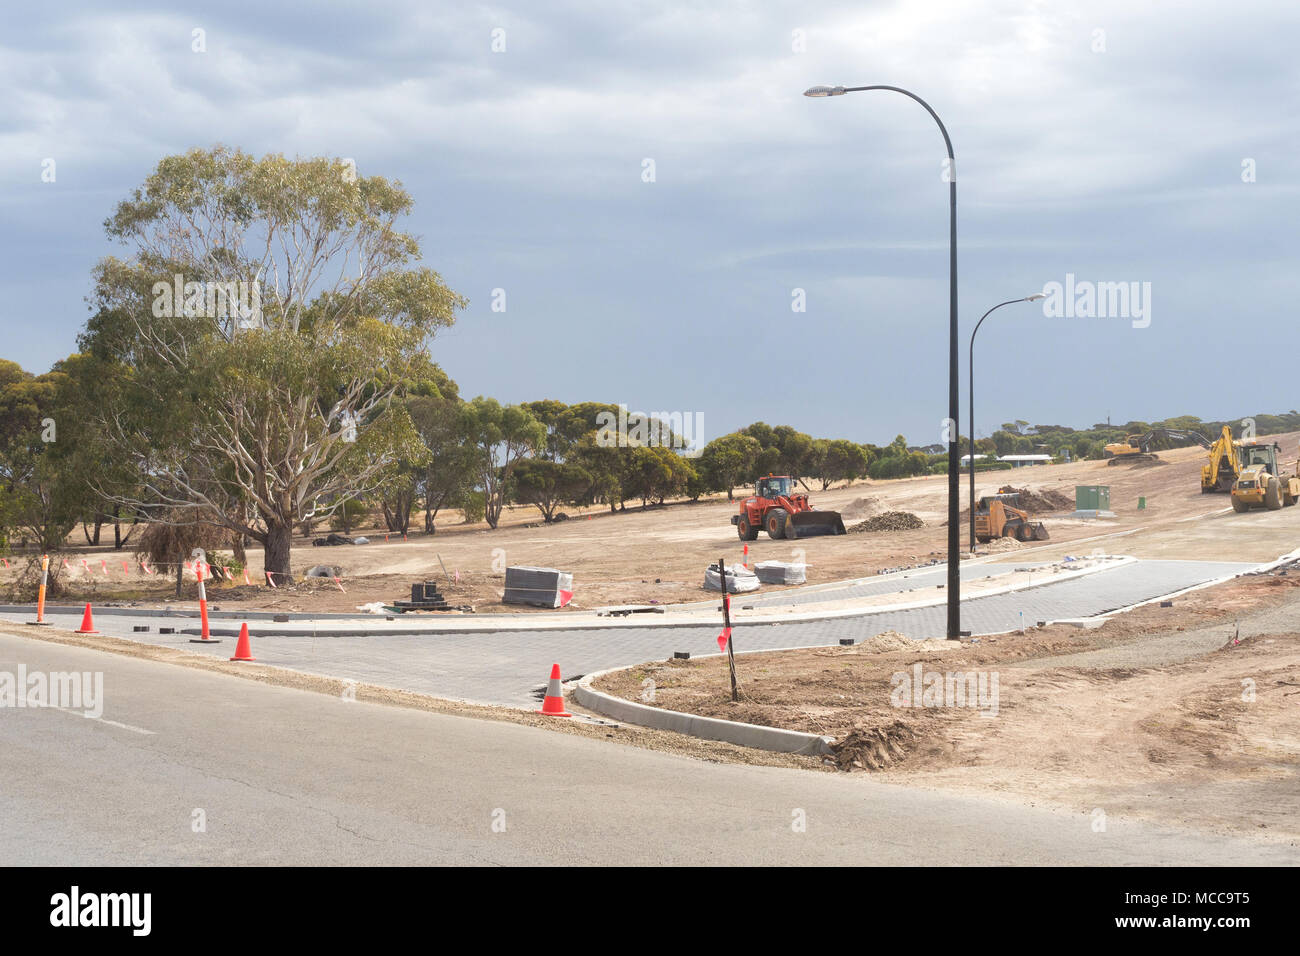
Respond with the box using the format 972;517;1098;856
1;633;1292;865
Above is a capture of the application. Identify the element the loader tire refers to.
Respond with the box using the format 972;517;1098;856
1265;478;1283;511
736;516;758;541
1231;496;1250;513
766;509;788;539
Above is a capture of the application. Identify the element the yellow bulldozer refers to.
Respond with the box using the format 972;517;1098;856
1230;441;1300;511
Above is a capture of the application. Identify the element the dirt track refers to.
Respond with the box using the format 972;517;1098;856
6;431;1300;614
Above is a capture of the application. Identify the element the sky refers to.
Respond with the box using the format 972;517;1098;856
3;0;1298;448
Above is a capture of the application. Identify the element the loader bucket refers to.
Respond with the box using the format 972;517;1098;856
786;510;847;538
1030;522;1049;541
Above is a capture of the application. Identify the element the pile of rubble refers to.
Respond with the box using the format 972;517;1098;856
828;721;918;771
997;486;1073;513
848;511;925;533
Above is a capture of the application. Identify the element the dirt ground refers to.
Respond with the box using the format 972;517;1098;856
592;568;1300;839
5;430;1299;614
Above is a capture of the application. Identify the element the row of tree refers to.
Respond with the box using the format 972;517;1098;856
974;414;1300;462
4;147;1298;580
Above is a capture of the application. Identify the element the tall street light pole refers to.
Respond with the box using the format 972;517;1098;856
968;294;1046;551
804;84;962;639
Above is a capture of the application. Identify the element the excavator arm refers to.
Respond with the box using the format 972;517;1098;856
1201;425;1240;493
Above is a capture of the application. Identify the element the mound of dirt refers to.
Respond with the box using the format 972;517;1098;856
978;537;1025;554
848;511;924;533
829;722;918;771
856;630;915;652
840;496;881;519
997;486;1073;514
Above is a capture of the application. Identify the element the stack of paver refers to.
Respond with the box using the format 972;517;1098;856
389;581;451;612
753;561;807;585
504;566;574;608
704;563;760;593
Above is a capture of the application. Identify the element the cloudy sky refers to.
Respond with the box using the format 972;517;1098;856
4;0;1298;447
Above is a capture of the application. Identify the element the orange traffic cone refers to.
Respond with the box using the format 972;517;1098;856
536;664;571;717
75;603;98;634
229;623;256;662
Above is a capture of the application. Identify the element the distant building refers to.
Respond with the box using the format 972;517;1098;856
959;453;990;465
998;454;1053;467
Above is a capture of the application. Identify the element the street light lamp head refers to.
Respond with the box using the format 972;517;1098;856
1025;293;1047;301
804;85;847;97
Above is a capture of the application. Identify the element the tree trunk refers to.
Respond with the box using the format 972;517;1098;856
174;551;184;598
263;521;293;582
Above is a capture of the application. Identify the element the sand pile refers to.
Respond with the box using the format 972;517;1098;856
840;496;882;519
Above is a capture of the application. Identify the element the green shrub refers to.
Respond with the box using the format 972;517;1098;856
460;490;486;524
329;499;370;533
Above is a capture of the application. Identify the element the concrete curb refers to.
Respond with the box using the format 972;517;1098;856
572;668;834;756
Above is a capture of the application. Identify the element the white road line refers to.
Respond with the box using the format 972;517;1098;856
52;706;155;735
1178;508;1232;522
96;717;156;735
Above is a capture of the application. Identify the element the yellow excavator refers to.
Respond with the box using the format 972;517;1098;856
1201;425;1242;493
1105;427;1211;467
1230;441;1300;511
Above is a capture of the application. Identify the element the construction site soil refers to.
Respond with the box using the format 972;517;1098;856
593;569;1300;839
4;431;1299;614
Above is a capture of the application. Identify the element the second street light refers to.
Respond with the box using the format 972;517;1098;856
968;293;1046;551
805;83;962;640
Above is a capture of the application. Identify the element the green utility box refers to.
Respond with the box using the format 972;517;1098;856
1075;485;1111;511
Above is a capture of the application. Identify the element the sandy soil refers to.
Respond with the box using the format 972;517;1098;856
591;569;1300;838
5;430;1299;613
